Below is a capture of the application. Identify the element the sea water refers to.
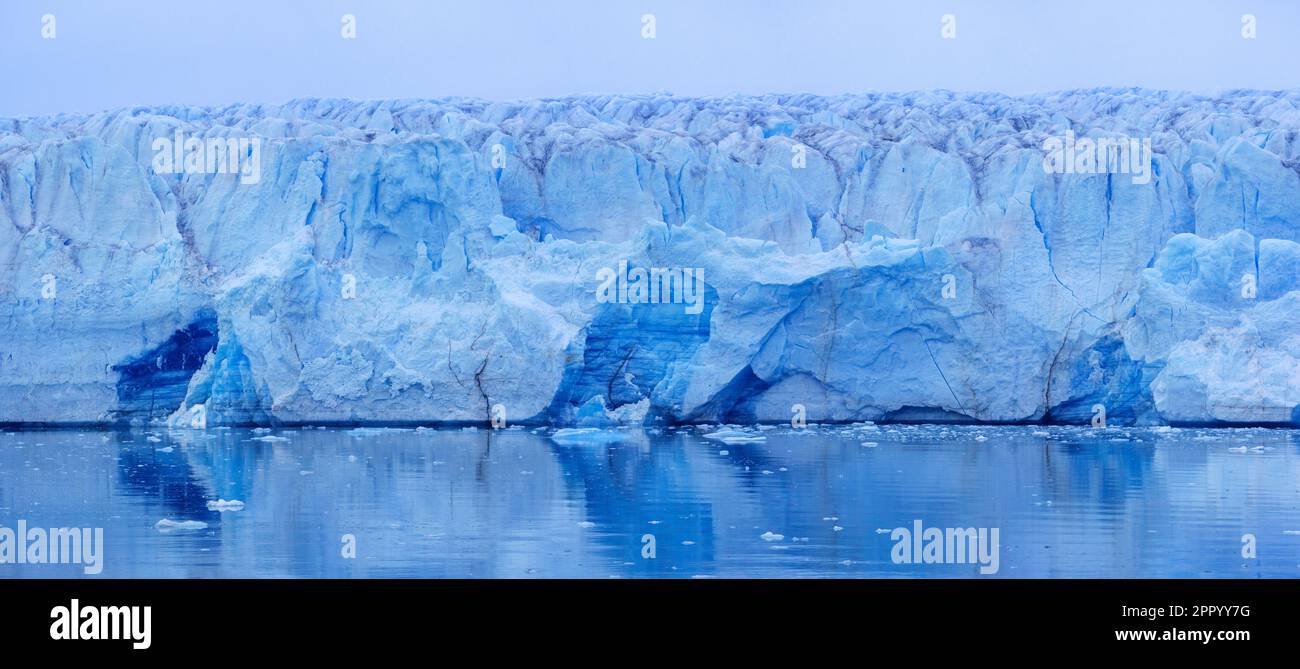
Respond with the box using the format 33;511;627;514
0;424;1296;578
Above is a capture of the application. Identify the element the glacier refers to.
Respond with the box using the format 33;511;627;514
1;89;1298;427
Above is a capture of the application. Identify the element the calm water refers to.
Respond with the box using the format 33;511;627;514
1;424;1297;578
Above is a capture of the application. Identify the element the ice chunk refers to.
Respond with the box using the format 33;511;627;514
155;519;209;532
206;499;245;512
550;428;632;446
703;429;767;444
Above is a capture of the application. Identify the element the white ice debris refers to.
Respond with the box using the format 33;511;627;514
703;429;767;444
550;428;632;446
206;499;245;512
155;519;208;532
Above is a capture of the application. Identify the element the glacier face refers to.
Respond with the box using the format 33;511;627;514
1;89;1299;426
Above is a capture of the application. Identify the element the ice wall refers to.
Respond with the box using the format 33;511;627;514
1;90;1298;425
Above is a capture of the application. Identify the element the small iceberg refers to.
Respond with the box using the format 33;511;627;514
550;428;631;446
206;499;245;512
760;531;784;542
251;435;290;442
703;429;767;444
347;427;411;438
155;519;208;532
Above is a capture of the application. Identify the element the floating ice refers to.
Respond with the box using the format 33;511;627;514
206;499;245;512
155;519;208;532
346;428;411;438
550;428;631;446
703;429;767;444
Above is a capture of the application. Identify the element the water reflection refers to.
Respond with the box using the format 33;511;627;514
0;424;1297;578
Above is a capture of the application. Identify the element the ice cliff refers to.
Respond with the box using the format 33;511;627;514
2;89;1298;426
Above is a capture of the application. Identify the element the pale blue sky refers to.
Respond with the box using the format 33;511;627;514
2;0;1297;117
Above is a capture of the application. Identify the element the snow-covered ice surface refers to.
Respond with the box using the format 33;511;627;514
1;425;1297;577
3;90;1300;427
